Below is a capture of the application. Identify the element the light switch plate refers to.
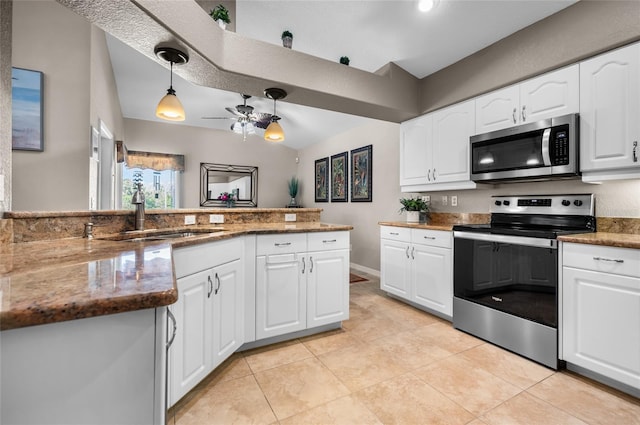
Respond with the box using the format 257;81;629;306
451;196;458;207
285;213;296;222
422;195;430;203
441;195;448;206
184;215;196;225
209;214;224;224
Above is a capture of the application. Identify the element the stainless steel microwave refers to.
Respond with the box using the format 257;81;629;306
470;113;579;183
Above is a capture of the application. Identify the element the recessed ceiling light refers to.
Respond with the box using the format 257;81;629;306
418;0;438;13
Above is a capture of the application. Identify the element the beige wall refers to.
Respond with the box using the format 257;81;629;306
298;120;403;271
123;119;299;208
0;1;12;213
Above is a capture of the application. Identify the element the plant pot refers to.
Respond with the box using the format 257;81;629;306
217;19;227;30
289;197;298;207
406;211;420;223
282;36;292;49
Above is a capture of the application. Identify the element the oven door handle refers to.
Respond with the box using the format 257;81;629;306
453;231;557;249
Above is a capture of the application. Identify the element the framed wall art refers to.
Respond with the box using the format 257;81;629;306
330;151;348;202
350;145;372;202
12;67;44;151
314;157;329;203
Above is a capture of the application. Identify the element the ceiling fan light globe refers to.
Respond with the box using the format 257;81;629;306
264;121;285;142
418;0;437;13
156;92;185;121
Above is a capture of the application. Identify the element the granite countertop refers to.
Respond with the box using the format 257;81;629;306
0;222;352;331
378;221;455;231
558;232;640;249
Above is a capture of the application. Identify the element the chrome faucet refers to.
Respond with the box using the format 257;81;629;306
131;182;145;231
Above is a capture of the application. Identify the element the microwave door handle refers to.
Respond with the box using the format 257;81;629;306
541;128;552;166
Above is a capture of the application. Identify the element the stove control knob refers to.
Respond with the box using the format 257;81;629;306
562;200;571;206
574;200;583;207
495;200;502;206
503;200;510;206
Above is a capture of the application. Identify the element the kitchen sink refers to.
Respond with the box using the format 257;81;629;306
99;228;225;242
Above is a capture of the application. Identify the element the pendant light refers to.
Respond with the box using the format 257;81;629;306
263;88;287;142
154;46;189;122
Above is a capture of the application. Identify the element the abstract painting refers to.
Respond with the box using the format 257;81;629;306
350;145;372;202
314;157;329;202
12;67;44;151
330;151;348;202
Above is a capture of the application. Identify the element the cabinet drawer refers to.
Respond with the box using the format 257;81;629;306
411;229;452;249
256;233;307;255
563;243;640;278
380;226;411;242
174;238;243;279
307;231;349;251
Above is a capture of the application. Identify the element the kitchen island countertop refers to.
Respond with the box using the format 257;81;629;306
0;222;352;331
558;232;640;249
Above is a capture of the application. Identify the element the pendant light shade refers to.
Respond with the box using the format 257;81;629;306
264;88;287;142
154;46;189;122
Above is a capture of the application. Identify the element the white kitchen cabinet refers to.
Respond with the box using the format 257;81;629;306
562;243;640;393
255;232;350;340
475;65;579;134
399;100;476;192
169;238;244;407
380;226;453;319
579;43;640;181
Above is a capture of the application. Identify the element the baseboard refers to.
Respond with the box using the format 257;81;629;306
350;263;380;277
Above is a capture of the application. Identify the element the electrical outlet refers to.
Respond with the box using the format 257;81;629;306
184;215;196;225
451;196;458;207
441;195;448;206
422;195;430;203
285;213;297;222
209;214;224;224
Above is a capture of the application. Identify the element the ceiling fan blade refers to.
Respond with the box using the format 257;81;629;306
251;112;273;129
225;106;245;117
201;116;234;120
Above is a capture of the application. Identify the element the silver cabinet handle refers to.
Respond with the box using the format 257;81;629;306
405;246;410;258
166;309;177;349
521;105;526;122
512;107;517;124
593;256;624;263
427;169;431;181
424;236;436;240
411;246;415;259
389;232;399;236
214;273;221;295
302;257;306;274
323;239;337;243
633;141;638;163
275;242;291;247
433;168;437;180
310;257;314;273
207;275;213;298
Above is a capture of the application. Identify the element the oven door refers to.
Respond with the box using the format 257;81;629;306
453;231;558;328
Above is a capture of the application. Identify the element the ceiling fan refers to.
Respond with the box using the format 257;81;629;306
202;94;272;141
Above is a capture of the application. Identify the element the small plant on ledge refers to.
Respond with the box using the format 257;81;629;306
218;191;236;207
399;197;429;223
288;176;299;207
339;56;350;66
281;30;293;48
210;4;231;29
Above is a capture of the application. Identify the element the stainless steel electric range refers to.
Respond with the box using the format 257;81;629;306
452;194;595;369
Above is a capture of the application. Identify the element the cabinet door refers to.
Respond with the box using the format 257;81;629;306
412;244;452;317
475;85;520;133
169;270;213;406
400;114;432;186
563;267;640;389
307;250;349;328
212;259;244;368
520;65;579;123
380;239;411;299
580;43;640;172
255;253;306;340
431;100;475;183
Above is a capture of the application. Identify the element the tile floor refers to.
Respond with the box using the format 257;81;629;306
169;271;640;425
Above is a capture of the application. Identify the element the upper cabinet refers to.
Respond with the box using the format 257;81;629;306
400;100;476;192
475;65;579;134
580;43;640;182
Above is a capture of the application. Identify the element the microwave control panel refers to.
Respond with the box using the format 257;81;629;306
551;125;570;165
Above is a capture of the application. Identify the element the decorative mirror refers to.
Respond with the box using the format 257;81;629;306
200;163;258;207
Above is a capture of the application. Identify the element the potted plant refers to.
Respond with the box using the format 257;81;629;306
339;56;350;66
287;176;299;207
281;30;293;49
218;191;236;207
399;197;429;223
210;4;230;29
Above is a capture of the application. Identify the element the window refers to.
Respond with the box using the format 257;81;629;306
122;167;180;209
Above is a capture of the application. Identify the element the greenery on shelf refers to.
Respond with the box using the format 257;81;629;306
210;4;230;24
339;56;350;66
288;176;299;198
399;197;429;213
281;30;293;39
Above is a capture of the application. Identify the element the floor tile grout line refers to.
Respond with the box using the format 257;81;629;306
522;388;592;425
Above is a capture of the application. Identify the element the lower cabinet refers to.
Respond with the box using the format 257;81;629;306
562;243;640;392
256;232;350;340
380;226;452;318
169;238;244;407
